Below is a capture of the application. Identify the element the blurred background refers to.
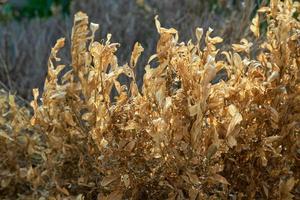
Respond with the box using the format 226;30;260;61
0;0;269;101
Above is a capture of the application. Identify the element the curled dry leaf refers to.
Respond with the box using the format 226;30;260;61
250;14;260;38
232;39;253;54
209;174;230;185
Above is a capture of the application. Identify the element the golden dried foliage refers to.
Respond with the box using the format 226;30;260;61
1;0;300;199
0;90;47;198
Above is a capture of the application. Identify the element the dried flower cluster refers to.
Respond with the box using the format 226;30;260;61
1;0;300;199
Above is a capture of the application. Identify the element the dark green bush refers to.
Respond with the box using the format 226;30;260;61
1;0;70;20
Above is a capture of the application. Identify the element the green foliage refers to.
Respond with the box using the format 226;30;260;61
0;4;14;22
1;0;70;20
19;0;53;18
20;0;70;18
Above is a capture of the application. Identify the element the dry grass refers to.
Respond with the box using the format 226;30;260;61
1;0;300;199
0;16;71;99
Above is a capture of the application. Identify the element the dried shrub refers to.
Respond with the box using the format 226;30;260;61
1;0;300;199
0;0;257;99
0;89;47;199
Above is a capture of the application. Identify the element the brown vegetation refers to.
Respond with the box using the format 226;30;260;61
0;0;299;199
0;0;257;100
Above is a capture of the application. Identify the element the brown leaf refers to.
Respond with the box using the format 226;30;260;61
250;14;260;38
279;177;298;200
195;27;203;42
226;105;242;137
206;143;218;159
186;171;200;185
100;175;119;187
124;140;136;152
130;42;144;68
102;190;123;200
210;174;230;185
189;187;199;200
56;185;70;196
227;135;237;148
0;130;14;141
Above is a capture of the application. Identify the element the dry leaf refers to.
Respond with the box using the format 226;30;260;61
250;14;260;37
195;27;203;42
0;130;14;141
101;175;119;187
210;174;230;185
102;190;123;200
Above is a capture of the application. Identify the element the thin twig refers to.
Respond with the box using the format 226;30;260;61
0;52;12;90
